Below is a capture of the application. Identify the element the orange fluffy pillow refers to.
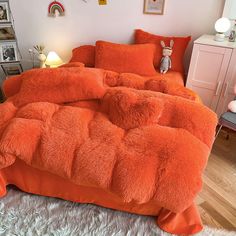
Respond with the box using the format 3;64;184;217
135;29;191;73
15;68;105;106
70;45;95;67
95;41;157;76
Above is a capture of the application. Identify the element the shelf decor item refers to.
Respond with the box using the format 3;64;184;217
143;0;165;15
0;0;23;77
48;1;65;17
0;0;10;23
0;62;23;76
0;41;18;62
0;25;15;41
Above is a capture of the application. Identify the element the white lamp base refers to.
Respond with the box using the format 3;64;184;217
214;33;225;42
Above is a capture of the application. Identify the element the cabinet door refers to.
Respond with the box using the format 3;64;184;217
216;49;236;116
186;44;232;112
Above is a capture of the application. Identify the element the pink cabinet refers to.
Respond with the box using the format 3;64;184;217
187;35;236;117
216;49;236;115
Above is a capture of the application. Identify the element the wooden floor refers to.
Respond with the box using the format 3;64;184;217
196;130;236;231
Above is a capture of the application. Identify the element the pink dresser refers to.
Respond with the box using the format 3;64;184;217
186;35;236;117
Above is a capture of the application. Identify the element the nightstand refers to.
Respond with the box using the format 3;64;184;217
186;34;236;117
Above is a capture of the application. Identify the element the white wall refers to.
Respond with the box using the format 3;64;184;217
9;0;224;71
223;0;236;19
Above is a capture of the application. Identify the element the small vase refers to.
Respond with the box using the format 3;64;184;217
38;53;47;68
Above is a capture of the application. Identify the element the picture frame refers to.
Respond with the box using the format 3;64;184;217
0;42;18;62
143;0;165;15
0;62;23;76
0;25;15;41
0;1;10;23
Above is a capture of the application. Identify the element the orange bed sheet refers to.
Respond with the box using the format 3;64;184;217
0;159;203;235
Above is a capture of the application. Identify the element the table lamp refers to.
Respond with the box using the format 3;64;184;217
214;17;231;42
45;51;63;68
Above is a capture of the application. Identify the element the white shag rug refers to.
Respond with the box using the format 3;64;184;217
0;187;235;236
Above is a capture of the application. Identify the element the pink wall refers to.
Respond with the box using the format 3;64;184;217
10;0;224;71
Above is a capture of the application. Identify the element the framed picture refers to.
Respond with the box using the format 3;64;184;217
0;1;10;23
0;42;18;62
0;25;15;41
143;0;165;15
1;62;23;76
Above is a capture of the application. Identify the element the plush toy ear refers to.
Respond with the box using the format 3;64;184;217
160;41;165;48
170;40;174;48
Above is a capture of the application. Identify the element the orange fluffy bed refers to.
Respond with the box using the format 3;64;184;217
0;65;217;235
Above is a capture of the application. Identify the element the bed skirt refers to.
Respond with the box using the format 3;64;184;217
0;159;203;235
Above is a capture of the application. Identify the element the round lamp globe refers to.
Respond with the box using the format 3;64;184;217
215;17;231;33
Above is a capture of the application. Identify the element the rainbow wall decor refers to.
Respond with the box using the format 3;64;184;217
48;1;65;17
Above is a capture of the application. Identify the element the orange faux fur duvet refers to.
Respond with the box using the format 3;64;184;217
0;66;217;234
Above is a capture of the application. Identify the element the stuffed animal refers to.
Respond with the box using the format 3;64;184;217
228;84;236;113
160;40;174;74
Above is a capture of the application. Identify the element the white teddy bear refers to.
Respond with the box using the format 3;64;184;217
228;84;236;113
